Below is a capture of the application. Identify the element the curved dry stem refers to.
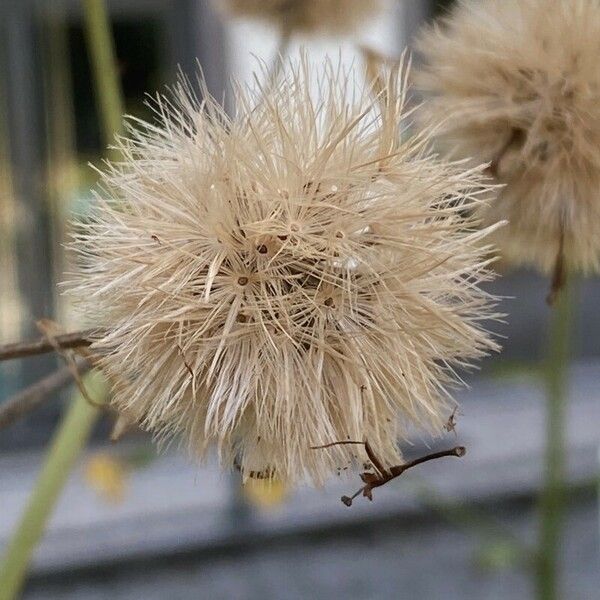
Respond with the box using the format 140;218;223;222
0;358;93;429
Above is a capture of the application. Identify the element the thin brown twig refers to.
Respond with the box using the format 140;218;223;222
312;440;466;506
311;440;387;477
0;329;97;362
36;320;104;408
0;357;93;429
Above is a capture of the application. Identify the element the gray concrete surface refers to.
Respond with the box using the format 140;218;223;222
20;497;599;600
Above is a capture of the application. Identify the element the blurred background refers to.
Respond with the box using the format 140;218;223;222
0;1;598;598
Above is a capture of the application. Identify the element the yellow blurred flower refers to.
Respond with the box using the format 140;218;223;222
84;452;127;504
243;478;287;509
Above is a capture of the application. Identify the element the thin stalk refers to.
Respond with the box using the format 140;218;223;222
0;392;98;600
0;358;92;429
535;278;575;600
82;0;124;148
0;329;95;362
0;2;124;597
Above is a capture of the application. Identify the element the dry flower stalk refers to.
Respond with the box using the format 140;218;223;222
68;55;500;485
0;358;92;430
0;330;94;361
0;322;103;431
217;0;382;35
312;440;466;506
416;0;600;277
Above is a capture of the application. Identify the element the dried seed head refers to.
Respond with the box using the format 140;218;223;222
216;0;382;35
68;54;500;485
416;0;600;274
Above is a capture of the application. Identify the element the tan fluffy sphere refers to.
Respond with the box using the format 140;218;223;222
217;0;382;35
416;0;600;274
68;56;499;485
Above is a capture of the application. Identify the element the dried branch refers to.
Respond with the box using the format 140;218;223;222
312;441;466;506
0;357;92;429
35;321;104;408
0;329;97;362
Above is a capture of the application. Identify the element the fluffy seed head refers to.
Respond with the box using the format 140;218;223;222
216;0;381;35
416;0;600;274
68;56;499;484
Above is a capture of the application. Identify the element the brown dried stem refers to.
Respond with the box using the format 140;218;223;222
0;357;92;430
0;329;96;362
312;441;466;506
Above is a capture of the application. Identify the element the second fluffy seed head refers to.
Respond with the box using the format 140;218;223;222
417;0;600;274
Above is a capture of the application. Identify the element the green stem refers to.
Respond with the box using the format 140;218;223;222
0;394;98;600
0;3;124;597
82;0;125;147
535;278;575;600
